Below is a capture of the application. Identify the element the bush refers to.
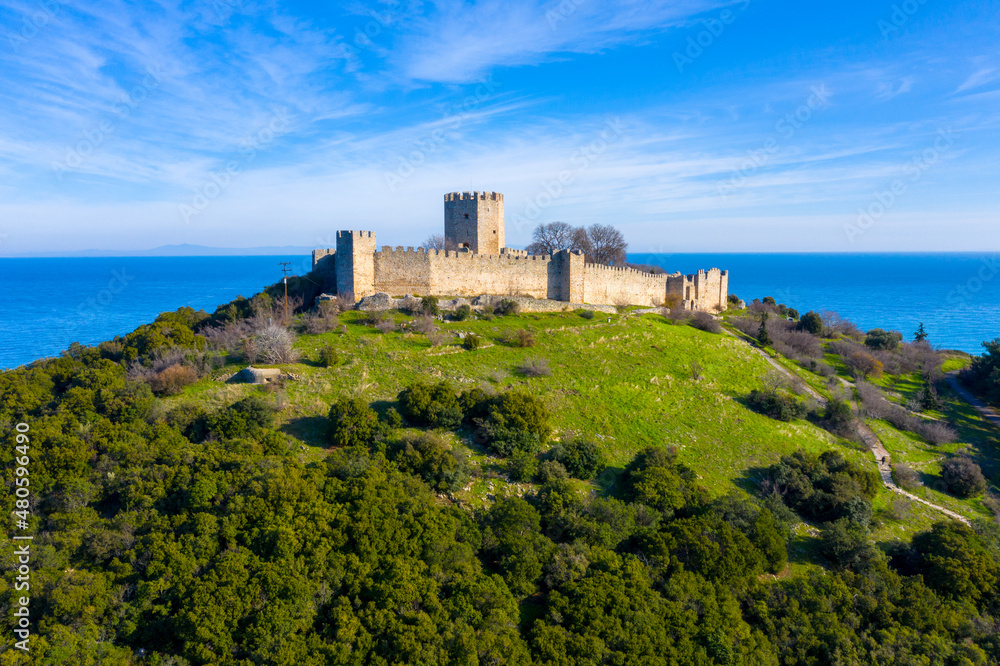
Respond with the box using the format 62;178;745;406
318;345;339;368
941;456;988;498
893;463;921;491
965;339;1000;407
462;334;484;351
747;388;805;421
412;315;438;335
505;328;536;347
494;299;519;316
242;325;298;364
824;397;856;433
766;450;879;524
475;391;551;456
579;309;595;320
390;432;469;492
453;304;473;321
516;358;551;378
209;394;276;440
689;311;721;334
537;460;569;484
508;450;539;482
328;397;382;448
385;407;403;429
398;380;463;429
865;328;903;351
147;364;199;396
421;296;440;317
375;318;397;334
550;436;605;480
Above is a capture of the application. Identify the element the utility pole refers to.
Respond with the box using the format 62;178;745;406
279;262;292;324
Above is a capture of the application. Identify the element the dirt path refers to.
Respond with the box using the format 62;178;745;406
946;371;1000;430
724;327;970;525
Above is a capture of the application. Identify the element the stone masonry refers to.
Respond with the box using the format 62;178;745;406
312;191;728;310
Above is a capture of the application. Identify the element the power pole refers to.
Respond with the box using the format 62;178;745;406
279;262;292;324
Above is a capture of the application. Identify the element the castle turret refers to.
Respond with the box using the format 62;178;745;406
444;191;504;255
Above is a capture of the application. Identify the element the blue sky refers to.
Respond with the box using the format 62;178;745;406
0;0;998;255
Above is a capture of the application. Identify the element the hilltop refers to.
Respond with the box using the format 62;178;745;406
2;289;999;664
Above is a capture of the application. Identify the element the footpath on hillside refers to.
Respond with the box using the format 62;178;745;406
721;327;971;526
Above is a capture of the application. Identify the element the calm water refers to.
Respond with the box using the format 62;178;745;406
0;253;997;369
0;255;313;370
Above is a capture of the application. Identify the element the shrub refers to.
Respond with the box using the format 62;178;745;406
727;293;742;308
385;407;403;429
453;304;473;321
427;331;451;347
824;397;855;433
689;311;721;334
537;460;569;484
390;432;469;492
146;364;199;396
420;296;440;317
475;391;551;456
766;450;879;524
375;318;397;334
462;334;484;351
893;463;921;491
412;315;438;335
318;345;339;368
747;388;806;421
799;311;823;334
328;397;382;448
550;436;605;480
517;358;551;378
494;299;519;316
398;380;463;429
505;328;536;347
865;328;903;351
242;325;298;364
508;450;539;482
579;309;595;320
209;394;276;440
941;456;988;498
757;313;772;346
965;339;1000;407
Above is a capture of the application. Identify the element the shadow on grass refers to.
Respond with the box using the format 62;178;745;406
280;416;329;448
733;465;771;495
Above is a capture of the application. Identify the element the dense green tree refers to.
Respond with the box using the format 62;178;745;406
549;435;605;480
327;397;382;448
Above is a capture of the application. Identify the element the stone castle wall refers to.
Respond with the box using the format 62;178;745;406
582;262;669;307
443;191;504;255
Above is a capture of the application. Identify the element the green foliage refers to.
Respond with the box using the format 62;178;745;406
122;319;204;362
420;295;440;316
819;517;882;571
966;338;1000;406
481;497;554;596
912;521;999;606
318;344;339;367
823;397;855;431
493;299;519;316
507;449;539;482
207;394;275;440
799;310;823;334
398;379;463;429
578;308;595;320
475;390;552;456
462;333;484;350
385;406;403;429
766;450;879;524
453;303;472;321
621;446;706;517
757;312;771;346
747;387;805;421
549;435;605;480
865;327;903;350
328;397;382;448
915;322;929;342
389;432;470;492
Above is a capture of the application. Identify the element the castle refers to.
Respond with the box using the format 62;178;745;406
312;191;728;311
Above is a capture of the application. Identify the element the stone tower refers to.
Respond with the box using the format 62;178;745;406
443;191;504;254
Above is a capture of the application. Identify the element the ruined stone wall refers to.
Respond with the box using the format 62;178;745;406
582;263;668;307
666;268;728;311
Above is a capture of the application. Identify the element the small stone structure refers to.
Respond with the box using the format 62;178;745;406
312;191;728;310
230;367;282;384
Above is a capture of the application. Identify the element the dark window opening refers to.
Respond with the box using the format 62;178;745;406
464;213;469;219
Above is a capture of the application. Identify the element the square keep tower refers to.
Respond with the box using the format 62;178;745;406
443;191;504;254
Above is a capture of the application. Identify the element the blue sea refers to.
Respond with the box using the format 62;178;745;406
0;253;998;369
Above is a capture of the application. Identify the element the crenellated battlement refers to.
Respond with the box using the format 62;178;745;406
317;190;727;310
444;191;504;202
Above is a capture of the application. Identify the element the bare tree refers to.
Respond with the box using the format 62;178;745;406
525;221;586;255
424;234;457;251
584;224;628;266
